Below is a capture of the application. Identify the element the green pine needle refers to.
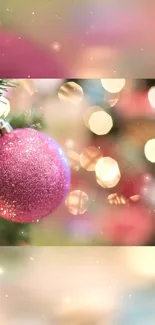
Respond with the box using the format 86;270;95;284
0;79;16;97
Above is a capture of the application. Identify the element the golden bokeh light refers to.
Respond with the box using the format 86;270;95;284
88;111;113;135
96;176;120;189
67;150;81;171
144;139;155;162
80;146;102;171
65;190;89;215
148;86;155;108
129;195;140;202
101;79;126;93
0;97;10;118
65;139;75;149
107;193;127;205
83;106;102;129
58;82;84;105
19;79;37;95
95;157;121;188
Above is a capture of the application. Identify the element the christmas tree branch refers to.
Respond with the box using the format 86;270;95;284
0;79;16;96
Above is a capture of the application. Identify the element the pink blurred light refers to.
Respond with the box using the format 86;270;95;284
100;206;152;245
74;4;155;49
117;91;154;117
0;29;64;77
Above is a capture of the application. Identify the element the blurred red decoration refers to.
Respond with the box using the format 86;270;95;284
119;174;144;198
118;91;154;117
100;206;152;245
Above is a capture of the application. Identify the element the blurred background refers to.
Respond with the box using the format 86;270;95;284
1;2;155;324
0;0;155;77
1;78;155;245
0;247;155;324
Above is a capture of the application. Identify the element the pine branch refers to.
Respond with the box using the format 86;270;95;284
0;79;16;96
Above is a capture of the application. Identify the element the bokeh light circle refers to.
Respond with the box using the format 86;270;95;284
58;82;83;105
89;110;113;135
148;86;155;108
101;79;125;93
65;190;89;215
83;106;102;128
95;157;121;188
144;139;155;162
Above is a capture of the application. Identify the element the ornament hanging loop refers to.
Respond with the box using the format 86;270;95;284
0;119;13;136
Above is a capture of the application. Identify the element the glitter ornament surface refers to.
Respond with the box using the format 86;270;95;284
0;128;70;223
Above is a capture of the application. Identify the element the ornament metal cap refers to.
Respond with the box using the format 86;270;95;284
0;119;13;136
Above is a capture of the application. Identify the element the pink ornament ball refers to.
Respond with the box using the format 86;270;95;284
0;29;63;77
0;128;70;223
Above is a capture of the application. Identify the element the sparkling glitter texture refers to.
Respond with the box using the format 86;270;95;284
0;128;70;223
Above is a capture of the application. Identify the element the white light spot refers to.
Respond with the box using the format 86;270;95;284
148;87;155;108
101;79;125;93
144;139;155;162
0;267;4;275
64;296;71;304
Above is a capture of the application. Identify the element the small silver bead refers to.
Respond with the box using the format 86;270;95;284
0;119;13;136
